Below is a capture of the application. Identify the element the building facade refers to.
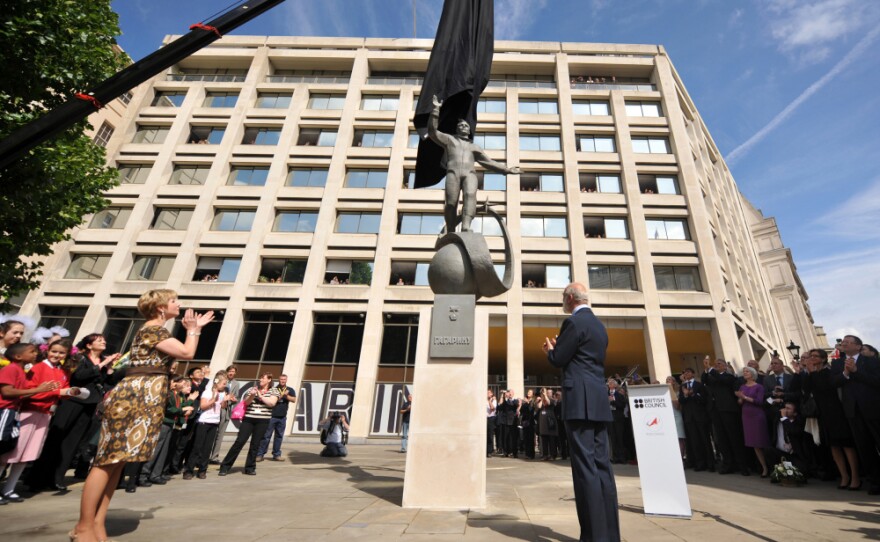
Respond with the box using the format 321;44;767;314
18;36;824;441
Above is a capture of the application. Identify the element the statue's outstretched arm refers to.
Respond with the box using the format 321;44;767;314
427;95;454;147
475;148;522;175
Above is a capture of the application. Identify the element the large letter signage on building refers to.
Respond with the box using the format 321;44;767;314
292;382;355;434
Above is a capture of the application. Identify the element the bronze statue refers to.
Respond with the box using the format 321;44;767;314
429;95;521;233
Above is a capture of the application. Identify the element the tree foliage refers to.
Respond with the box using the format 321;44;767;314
0;0;128;303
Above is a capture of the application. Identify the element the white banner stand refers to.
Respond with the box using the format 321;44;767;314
626;383;692;518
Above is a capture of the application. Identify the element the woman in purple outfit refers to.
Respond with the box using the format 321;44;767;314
735;366;770;477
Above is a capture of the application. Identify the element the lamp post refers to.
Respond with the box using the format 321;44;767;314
786;340;801;363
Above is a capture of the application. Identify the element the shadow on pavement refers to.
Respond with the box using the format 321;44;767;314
106;506;162;537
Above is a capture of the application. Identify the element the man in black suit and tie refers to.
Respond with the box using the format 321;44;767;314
831;335;880;495
679;367;715;472
543;283;619;542
702;358;749;475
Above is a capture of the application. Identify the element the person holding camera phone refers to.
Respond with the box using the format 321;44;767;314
319;412;350;457
218;373;279;476
184;372;231;479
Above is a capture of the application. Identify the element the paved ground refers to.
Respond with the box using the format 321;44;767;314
1;443;877;541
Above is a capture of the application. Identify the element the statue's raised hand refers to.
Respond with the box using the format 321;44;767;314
432;94;443;109
508;166;522;175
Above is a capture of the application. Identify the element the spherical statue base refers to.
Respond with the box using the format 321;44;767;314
428;242;475;295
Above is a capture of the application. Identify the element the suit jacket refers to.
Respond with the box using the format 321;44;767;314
547;306;612;423
608;390;627;419
701;369;740;413
830;355;880;420
762;372;796;403
678;380;711;423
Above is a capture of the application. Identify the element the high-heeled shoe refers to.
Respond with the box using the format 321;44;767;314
760;471;769;478
849;482;863;491
838;479;851;489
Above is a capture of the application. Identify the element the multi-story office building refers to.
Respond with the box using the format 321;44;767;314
19;36;824;441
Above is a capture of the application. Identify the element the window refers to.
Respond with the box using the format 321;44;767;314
646;219;690;240
117;164;151;184
520;172;563;192
287;168;328;187
211;209;255;231
477;98;506;113
408;132;421;148
588;265;637;290
353;130;393;148
479;172;506;191
93;122;114;147
625;101;661;117
103;308;145;354
324;260;373;285
169;165;210;185
579;173;621;194
193;257;240;282
467;216;503;236
654;266;702;291
151;208;193;230
522;264;571;288
65;254;111;280
583;217;628;239
473;133;506;150
335;212;380;234
132;125;168;144
571;100;610;116
345;169;388;188
237;312;295;373
520;134;561;151
39;306;87;340
151;91;186;107
577;135;615;152
638;174;680;195
89;207;131;229
307;313;365;365
361;95;400;111
128;256;175;281
404;169;445;190
187;125;225;144
307;93;346;110
398;214;445;235
241;127;281;145
379;314;420;366
203;92;238;108
520;216;567;237
258;258;307;283
518;99;558;114
389;261;431;286
297;128;337;146
256;92;292;108
228;166;269;186
273;211;318;232
631;136;670;154
119;91;133;106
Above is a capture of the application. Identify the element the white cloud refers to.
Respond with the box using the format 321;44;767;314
768;0;866;50
725;24;880;164
799;250;880;343
814;176;880;240
495;0;548;40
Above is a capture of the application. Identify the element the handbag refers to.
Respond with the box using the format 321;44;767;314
230;399;247;421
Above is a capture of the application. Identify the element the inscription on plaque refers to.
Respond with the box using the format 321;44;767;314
430;294;475;358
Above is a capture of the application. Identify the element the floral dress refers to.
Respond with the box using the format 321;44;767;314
95;325;172;465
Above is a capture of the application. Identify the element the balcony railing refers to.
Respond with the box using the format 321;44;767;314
166;74;246;82
266;75;351;84
365;76;423;85
570;82;656;91
487;80;557;89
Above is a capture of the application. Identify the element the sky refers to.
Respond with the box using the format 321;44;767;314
112;0;880;345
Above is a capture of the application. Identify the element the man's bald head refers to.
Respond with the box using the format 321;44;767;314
562;282;589;314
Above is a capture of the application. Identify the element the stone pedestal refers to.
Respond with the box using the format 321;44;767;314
402;306;488;509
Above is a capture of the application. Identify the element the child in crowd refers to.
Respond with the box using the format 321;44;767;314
1;340;79;502
0;343;62;504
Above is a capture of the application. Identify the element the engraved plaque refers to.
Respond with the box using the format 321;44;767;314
429;294;475;359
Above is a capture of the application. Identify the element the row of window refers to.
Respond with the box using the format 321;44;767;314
152;90;662;118
132;123;673;154
92;205;691;240
119;163;682;195
64;252;703;292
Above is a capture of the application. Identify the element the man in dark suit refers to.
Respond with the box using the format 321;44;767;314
831;335;880;495
702;358;749;475
678;367;715;472
543;283;619;542
763;355;799;446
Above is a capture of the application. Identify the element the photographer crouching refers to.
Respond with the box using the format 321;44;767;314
319;412;349;458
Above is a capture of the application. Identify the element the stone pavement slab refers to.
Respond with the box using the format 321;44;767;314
0;443;877;541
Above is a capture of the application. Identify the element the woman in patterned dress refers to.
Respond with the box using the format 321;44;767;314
71;289;213;542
